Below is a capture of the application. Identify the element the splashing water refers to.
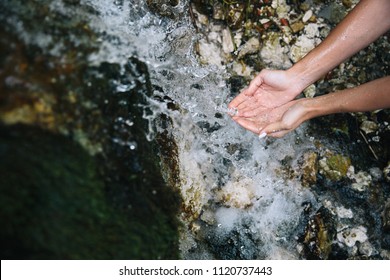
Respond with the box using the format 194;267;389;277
77;0;323;259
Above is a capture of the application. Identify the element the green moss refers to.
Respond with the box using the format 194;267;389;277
0;125;178;259
327;154;351;177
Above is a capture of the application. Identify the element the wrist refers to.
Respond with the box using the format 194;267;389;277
299;97;322;122
287;62;318;94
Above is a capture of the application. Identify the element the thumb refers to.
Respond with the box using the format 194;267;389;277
259;121;291;139
244;75;264;96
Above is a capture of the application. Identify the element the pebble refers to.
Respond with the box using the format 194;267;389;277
302;10;313;23
337;226;368;247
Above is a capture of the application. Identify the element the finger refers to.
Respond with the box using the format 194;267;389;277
234;117;264;134
236;98;260;113
267;129;291;138
244;74;264;96
228;92;251;109
260;121;290;137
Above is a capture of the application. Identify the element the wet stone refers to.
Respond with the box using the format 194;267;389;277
299;206;336;260
300;151;318;187
382;199;390;233
290;21;305;33
319;153;351;181
146;0;180;18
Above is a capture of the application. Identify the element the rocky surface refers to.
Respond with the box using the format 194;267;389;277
186;0;390;259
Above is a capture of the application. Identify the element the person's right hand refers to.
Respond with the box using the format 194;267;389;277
233;98;311;138
228;69;303;119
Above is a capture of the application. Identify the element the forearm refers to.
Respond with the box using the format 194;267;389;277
305;76;390;120
288;0;390;92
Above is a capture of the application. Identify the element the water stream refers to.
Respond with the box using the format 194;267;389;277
88;0;324;259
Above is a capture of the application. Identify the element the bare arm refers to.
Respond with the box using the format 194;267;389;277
229;0;390;119
289;0;390;92
261;76;390;138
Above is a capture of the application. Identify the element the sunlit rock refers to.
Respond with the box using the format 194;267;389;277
260;32;292;68
300;151;318;187
237;37;260;59
337;226;368;247
303;84;317;98
347;166;372;192
360;120;379;134
302;10;313;23
196;38;224;67
289;35;316;63
222;28;235;54
319;152;351;181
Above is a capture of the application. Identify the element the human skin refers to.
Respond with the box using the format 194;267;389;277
236;76;390;138
228;0;390;137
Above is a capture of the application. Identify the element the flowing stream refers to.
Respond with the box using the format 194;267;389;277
87;0;324;259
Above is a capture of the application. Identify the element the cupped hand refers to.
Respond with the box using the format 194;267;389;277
228;69;302;118
233;99;311;138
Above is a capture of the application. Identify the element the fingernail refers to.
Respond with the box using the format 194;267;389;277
259;132;267;139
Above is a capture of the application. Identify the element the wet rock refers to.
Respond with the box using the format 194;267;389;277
289;35;316;63
342;0;353;9
231;61;254;77
237;37;260;59
63;0;80;4
384;162;390;182
336;205;354;219
360;120;379;134
226;4;245;29
319;153;351;181
382;199;390;232
146;0;180;18
300;206;336;259
290;21;305;34
303;84;316;98
358;241;375;257
347;166;372;192
0;1;181;259
337;226;368;248
222;28;234;54
215;174;255;209
302;10;313;23
260;32;292;68
196;38;224;66
212;2;225;20
318;2;347;25
300;151;318;187
304;23;321;39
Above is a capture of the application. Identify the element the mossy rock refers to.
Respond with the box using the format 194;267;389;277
0;125;178;259
319;153;351;181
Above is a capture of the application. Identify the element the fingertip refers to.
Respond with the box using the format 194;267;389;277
258;132;267;139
